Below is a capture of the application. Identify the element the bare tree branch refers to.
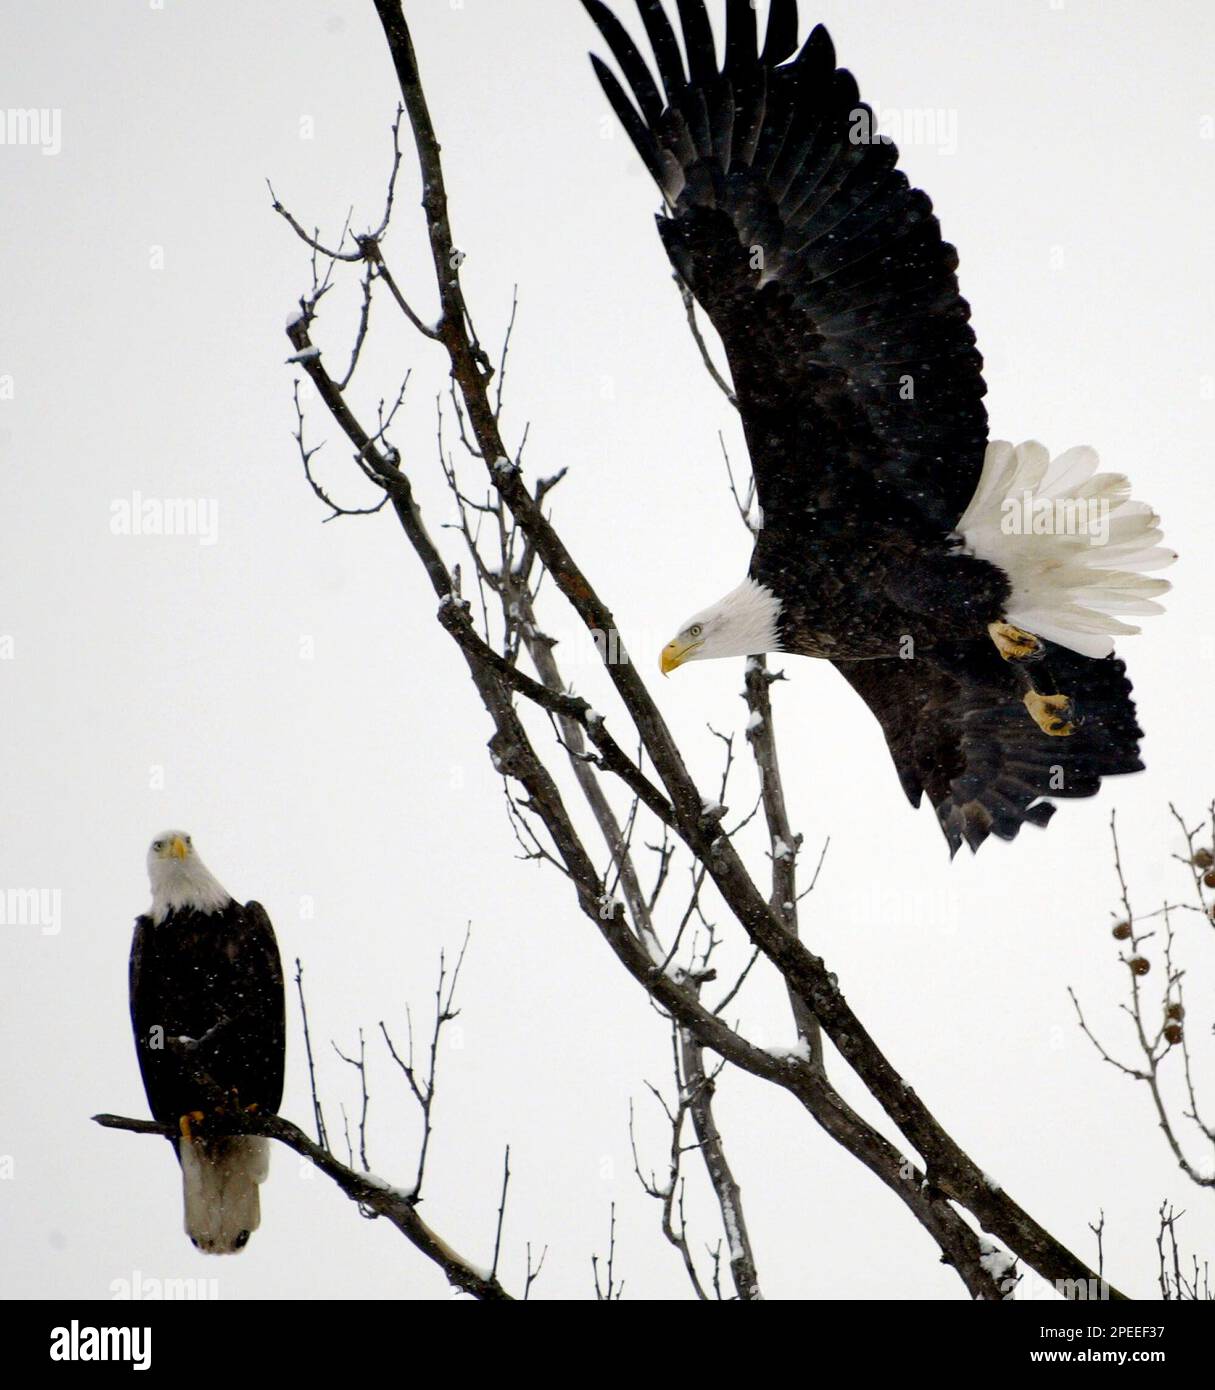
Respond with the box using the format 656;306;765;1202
93;1110;512;1300
1072;810;1215;1191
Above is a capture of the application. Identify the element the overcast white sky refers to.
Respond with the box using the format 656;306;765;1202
2;0;1213;1301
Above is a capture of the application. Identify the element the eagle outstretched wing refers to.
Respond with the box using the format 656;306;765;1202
583;0;988;535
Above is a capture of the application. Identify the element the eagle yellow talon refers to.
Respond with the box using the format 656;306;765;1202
989;620;1044;662
1024;690;1076;737
178;1110;206;1140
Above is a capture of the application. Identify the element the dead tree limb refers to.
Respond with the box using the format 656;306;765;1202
92;1110;512;1300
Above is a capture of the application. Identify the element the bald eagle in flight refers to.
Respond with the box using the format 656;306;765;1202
130;832;284;1253
582;0;1174;852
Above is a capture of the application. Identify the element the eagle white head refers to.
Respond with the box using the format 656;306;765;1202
660;576;783;674
146;830;232;924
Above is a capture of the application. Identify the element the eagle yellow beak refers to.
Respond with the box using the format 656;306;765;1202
660;635;701;676
169;836;189;860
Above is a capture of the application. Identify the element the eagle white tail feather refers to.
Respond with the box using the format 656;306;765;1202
179;1136;268;1254
957;441;1175;659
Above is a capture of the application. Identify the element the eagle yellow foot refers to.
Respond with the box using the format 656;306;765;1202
178;1110;206;1140
1024;691;1077;737
989;620;1044;662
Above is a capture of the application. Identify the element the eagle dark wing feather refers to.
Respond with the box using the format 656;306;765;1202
635;0;689;102
582;0;987;534
234;901;286;1112
584;3;665;123
833;647;1144;854
723;0;757;72
127;915;178;1156
675;0;718;87
761;0;800;66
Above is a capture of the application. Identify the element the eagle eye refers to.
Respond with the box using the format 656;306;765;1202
689;624;703;638
152;839;164;852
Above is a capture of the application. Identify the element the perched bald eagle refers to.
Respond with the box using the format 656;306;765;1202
129;832;284;1253
583;0;1174;852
